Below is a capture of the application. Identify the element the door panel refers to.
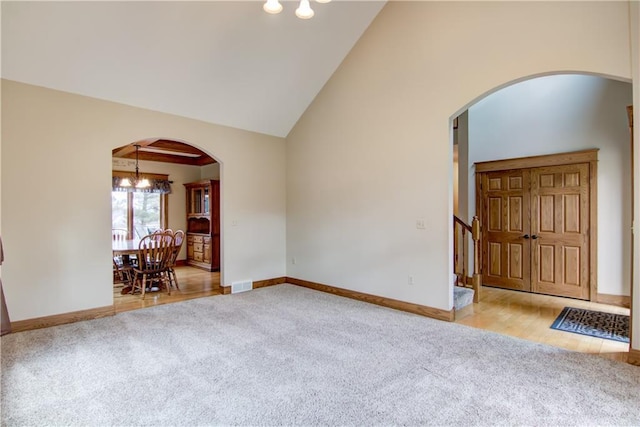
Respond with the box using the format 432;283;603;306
482;170;531;292
539;195;555;232
508;243;523;279
530;164;590;299
537;244;555;283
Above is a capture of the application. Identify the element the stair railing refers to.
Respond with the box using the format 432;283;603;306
453;215;481;303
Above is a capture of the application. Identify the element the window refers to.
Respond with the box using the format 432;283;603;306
111;171;168;239
111;191;167;238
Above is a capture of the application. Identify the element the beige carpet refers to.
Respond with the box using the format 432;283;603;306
2;284;639;426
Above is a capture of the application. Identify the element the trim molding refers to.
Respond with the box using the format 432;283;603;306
9;276;449;332
628;349;640;366
255;277;287;289
475;149;598;172
286;277;454;322
595;293;631;309
221;277;286;295
10;305;115;333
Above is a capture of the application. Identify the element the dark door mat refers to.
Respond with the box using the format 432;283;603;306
550;306;629;343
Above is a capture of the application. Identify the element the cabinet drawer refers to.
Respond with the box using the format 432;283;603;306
193;252;204;262
193;235;204;243
203;236;211;244
204;244;211;263
193;243;203;253
187;235;195;243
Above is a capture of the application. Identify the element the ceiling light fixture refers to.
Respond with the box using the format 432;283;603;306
263;0;331;19
119;144;150;189
263;0;283;14
295;0;314;19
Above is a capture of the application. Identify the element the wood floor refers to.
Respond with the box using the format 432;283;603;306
115;269;631;363
455;285;630;363
114;266;221;314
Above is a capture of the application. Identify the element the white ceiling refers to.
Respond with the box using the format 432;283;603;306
1;1;385;137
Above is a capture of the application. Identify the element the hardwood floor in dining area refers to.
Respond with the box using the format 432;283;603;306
114;265;221;313
455;285;631;363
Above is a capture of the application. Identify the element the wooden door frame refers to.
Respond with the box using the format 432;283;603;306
627;105;634;345
475;149;598;300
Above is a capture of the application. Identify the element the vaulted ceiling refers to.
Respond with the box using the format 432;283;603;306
1;1;386;138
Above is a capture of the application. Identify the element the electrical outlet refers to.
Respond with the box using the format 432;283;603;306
416;219;426;229
408;275;414;285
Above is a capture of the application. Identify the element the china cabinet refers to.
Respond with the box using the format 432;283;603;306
184;180;220;271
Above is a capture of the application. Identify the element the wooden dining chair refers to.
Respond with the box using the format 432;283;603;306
112;228;133;285
112;228;128;241
166;230;185;291
113;257;133;287
131;233;175;299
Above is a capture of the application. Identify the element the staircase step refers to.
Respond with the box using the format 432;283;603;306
454;286;474;310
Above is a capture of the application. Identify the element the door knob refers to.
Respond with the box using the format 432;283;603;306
523;234;530;239
531;235;539;240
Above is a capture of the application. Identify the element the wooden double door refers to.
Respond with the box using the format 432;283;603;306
477;152;596;300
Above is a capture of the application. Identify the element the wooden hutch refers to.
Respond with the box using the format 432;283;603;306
184;179;220;271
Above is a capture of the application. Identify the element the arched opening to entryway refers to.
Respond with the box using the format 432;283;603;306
111;138;224;312
450;72;633;361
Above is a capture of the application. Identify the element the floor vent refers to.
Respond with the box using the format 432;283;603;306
231;280;253;294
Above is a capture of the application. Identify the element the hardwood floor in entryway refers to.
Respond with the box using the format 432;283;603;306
455;285;630;363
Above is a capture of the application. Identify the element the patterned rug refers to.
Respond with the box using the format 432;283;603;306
550;307;629;343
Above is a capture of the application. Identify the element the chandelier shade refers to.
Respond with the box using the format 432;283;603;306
295;0;314;19
263;0;283;14
112;144;173;193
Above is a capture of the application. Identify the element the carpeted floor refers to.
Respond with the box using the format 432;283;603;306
2;284;639;426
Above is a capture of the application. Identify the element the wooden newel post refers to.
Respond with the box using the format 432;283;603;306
461;227;467;285
471;216;481;303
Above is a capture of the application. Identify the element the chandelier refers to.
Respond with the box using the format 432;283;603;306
263;0;331;20
119;144;150;189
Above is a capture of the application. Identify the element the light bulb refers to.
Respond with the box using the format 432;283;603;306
136;178;151;189
120;178;132;187
263;0;283;14
316;0;331;3
295;0;314;19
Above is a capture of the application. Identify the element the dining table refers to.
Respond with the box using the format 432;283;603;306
112;238;143;257
112;239;140;294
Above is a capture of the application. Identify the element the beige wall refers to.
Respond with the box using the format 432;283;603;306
286;1;632;313
2;80;286;321
200;163;220;180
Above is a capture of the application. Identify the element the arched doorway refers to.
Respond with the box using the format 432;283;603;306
451;73;633;361
111;138;223;312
